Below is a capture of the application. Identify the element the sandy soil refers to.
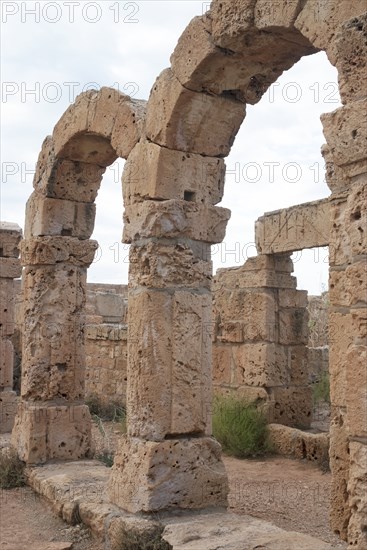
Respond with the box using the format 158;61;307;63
0;420;346;549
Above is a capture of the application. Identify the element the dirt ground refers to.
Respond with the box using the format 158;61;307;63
0;421;346;549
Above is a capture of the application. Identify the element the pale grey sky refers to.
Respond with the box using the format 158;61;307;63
1;1;341;294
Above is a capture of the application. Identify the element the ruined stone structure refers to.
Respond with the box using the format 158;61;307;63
213;254;311;428
9;1;367;547
85;284;127;406
0;223;22;433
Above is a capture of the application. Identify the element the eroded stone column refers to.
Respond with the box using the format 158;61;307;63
0;222;22;433
322;84;367;544
11;236;98;463
108;141;230;512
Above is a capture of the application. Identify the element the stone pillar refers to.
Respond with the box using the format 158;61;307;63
0;222;22;433
11;236;98;463
108;142;230;512
321;28;367;542
212;253;311;428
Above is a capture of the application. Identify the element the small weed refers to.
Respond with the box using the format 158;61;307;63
0;448;26;489
212;395;272;458
115;526;172;550
86;395;126;422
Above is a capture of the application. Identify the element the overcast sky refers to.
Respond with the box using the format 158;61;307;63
1;1;341;294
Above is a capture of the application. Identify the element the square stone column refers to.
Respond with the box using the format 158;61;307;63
0;222;22;433
11;236;98;463
109;147;230;513
322;94;367;547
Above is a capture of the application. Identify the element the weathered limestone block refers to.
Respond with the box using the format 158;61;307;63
209;0;257;48
321;100;367;175
171;16;265;103
0;390;18;433
21;265;87;401
347;442;367;549
0;338;14;389
329;312;353;406
0;222;22;257
278;288;308;308
34;138;106;202
279;307;309;345
232;343;289;387
321;144;350;192
268;423;329;465
123;200;230;244
267;386;312;428
329;197;350;267
329;408;350;540
127;290;212;440
288;345;309;385
330;263;367;308
255;199;330;255
345;182;367;257
345;345;367;438
108;436;228;512
352;309;367;347
0;279;15;336
145;68;246;157
212;345;233;386
129;240;212;289
94;293;126;323
25;192;96;239
333;14;367;103
53;87;146;161
254;0;304;29
294;0;367;57
123;140;225;206
11;402;92;464
20;237;98;267
214;263;297;289
0;258;22;279
214;288;277;342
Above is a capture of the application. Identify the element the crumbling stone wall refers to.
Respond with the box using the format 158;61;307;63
213;254;311;428
84;284;128;406
0;223;22;433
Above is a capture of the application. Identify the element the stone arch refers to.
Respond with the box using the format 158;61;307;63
12;87;146;463
109;1;367;547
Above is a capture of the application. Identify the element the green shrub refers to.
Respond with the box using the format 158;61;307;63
212;395;272;458
313;371;330;405
115;527;172;550
0;448;26;488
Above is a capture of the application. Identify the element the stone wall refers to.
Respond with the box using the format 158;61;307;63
212;254;311;428
85;284;128;406
0;223;22;433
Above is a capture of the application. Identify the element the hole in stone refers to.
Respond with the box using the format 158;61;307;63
351;129;357;138
61;229;73;236
351;210;361;220
184;190;196;202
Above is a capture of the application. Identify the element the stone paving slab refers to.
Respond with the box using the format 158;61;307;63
26;460;339;550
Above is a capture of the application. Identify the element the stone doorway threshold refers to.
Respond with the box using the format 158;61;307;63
27;460;337;549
